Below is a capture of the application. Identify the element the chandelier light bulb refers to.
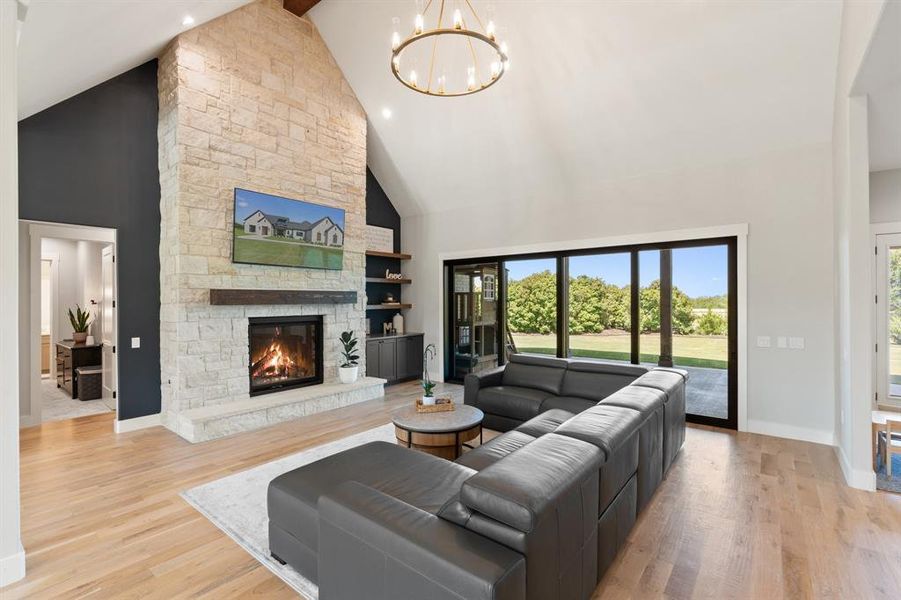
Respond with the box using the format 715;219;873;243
467;66;477;91
414;13;424;34
453;9;463;30
437;74;446;94
500;41;509;56
391;31;401;50
409;70;418;88
486;20;496;40
490;61;500;79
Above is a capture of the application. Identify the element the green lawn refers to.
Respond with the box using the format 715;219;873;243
513;332;728;369
233;236;343;269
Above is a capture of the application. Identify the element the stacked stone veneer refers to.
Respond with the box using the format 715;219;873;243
157;0;370;438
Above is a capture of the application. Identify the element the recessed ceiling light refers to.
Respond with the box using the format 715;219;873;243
381;107;392;119
182;15;195;27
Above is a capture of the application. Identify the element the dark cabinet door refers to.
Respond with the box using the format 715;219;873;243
407;335;423;380
396;337;409;380
365;340;379;378
378;339;396;381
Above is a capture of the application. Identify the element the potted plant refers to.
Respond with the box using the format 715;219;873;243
68;305;92;344
338;330;359;384
422;343;437;405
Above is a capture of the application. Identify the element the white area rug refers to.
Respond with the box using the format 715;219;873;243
180;423;396;599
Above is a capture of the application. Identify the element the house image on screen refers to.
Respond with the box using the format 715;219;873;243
242;210;344;246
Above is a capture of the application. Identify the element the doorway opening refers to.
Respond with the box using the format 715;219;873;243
21;222;118;426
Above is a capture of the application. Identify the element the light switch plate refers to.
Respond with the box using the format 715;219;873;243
131;337;141;349
789;336;805;349
776;336;787;349
756;336;771;348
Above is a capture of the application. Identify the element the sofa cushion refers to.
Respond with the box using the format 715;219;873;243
455;430;537;471
502;354;567;395
630;369;689;401
560;361;646;402
540;395;597;415
460;433;602;532
599;385;666;417
477;386;551;422
514;409;575;438
268;441;474;554
554;404;644;459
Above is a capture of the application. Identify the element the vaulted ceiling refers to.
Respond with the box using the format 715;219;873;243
309;1;843;217
17;1;846;217
17;0;251;120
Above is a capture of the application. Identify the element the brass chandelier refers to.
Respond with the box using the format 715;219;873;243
390;0;509;97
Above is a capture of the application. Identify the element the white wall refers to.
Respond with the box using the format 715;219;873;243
869;168;901;224
404;142;836;443
0;0;24;587
832;0;886;490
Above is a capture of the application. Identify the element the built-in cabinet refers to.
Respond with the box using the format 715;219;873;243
366;333;423;383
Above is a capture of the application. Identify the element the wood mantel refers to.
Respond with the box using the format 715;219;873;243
209;289;357;306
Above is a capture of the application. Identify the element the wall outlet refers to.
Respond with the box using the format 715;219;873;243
789;336;805;350
131;337;141;349
776;336;787;349
756;336;771;348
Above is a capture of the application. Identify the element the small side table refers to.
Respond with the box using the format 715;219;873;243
392;404;484;460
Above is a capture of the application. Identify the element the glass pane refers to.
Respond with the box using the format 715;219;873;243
451;263;500;379
890;247;901;398
672;245;729;419
506;258;557;357
638;250;660;365
567;253;631;362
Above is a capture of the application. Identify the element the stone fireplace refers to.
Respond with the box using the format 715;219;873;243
156;0;384;442
249;315;323;396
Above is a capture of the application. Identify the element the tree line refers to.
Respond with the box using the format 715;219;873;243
507;271;728;336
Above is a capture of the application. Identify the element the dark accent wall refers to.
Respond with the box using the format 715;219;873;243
18;60;161;420
365;169;403;335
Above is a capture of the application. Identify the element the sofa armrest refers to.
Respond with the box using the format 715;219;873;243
464;366;506;406
319;481;525;600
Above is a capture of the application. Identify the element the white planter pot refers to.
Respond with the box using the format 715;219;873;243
338;366;359;384
421;396;436;406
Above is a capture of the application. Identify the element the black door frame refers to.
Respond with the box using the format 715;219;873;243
443;235;738;429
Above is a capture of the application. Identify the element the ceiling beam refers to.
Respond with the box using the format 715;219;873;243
284;0;321;19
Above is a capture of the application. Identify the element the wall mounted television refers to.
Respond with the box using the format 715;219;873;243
232;188;345;270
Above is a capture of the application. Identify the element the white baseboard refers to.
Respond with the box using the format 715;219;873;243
0;546;25;587
746;419;836;446
835;444;877;491
115;413;161;433
18;415;38;429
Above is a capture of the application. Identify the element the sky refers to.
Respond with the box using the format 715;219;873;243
504;245;728;298
233;188;345;229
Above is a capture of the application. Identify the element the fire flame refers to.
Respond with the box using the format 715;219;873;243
252;341;298;380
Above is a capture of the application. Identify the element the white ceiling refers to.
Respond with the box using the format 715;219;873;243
17;0;251;120
854;0;901;172
310;1;844;217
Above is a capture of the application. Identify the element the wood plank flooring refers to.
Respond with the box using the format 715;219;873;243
5;381;901;599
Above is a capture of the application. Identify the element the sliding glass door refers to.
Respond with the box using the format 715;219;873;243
875;233;901;406
447;262;500;381
444;237;737;429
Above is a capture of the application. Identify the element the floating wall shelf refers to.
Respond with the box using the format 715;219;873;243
365;250;412;260
366;303;413;310
365;277;412;284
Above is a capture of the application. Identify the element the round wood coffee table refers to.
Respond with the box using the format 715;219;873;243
392;404;484;460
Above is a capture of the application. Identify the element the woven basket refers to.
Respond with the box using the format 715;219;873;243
415;398;455;413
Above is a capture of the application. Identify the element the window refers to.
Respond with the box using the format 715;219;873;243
568;253;631;363
298;231;304;240
317;232;322;242
248;224;256;233
504;258;557;357
261;226;269;236
332;233;338;244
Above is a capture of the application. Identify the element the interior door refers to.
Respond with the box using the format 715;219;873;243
875;233;901;406
101;245;117;408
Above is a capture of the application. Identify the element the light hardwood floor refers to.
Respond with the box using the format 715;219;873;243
6;381;901;599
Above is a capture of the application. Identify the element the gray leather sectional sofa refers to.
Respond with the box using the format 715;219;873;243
267;354;687;600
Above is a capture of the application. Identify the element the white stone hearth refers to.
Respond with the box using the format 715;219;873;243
173;377;386;443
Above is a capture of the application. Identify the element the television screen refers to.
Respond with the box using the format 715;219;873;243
232;188;345;270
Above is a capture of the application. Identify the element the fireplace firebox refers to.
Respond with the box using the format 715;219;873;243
248;316;323;396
